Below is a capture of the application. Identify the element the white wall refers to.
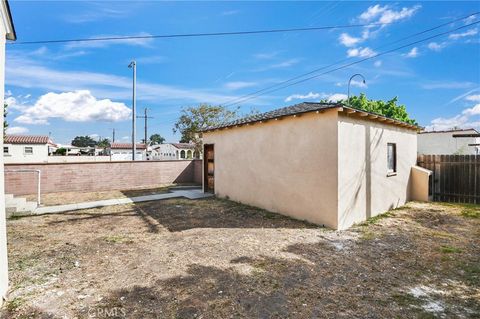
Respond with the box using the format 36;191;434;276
111;149;145;161
418;130;479;155
3;144;49;163
337;115;418;229
153;144;179;160
0;5;8;301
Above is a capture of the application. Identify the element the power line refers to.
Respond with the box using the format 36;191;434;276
221;11;479;107
224;19;480;107
8;22;398;45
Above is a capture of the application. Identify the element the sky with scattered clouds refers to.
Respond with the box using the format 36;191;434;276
5;1;480;143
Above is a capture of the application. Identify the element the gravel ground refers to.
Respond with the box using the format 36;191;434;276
2;199;479;318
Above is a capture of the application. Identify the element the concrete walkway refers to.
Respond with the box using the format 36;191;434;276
33;188;214;215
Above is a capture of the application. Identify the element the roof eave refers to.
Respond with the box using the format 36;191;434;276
3;0;16;41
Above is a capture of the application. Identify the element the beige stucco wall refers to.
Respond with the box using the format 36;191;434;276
337;114;417;229
0;11;8;301
203;109;339;228
410;165;432;202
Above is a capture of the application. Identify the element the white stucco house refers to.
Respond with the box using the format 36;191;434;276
109;143;147;161
150;143;198;160
1;0;16;304
4;135;57;163
418;128;480;155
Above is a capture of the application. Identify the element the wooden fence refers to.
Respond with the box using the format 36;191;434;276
417;155;480;204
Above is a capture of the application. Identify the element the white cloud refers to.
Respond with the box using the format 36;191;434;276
359;4;421;24
224;81;258;90
285;92;322;102
350;79;367;88
338;33;362;47
448;28;478;40
221;10;240;16
404;47;419;58
327;93;348;102
465;94;480;102
464;14;477;25
64;32;154;49
284;92;348;103
426;103;480;131
462;104;480;116
6;55;240;104
14;90;131;125
121;136;129;141
374;60;382;67
347;47;377;58
270;58;300;68
427;42;447;52
89;133;100;139
6;126;29;134
253;52;279;59
422;81;474;90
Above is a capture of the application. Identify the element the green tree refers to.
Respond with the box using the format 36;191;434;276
71;135;97;147
325;94;417;125
173;104;239;151
54;147;67;156
149;133;165;145
97;138;111;148
4;103;8;137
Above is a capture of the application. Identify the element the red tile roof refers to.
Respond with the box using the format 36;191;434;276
5;135;53;145
171;143;195;149
110;143;147;149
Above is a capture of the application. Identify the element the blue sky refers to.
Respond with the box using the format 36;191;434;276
5;1;480;144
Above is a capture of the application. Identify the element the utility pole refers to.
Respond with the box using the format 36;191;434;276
112;128;116;143
137;107;153;144
128;60;137;161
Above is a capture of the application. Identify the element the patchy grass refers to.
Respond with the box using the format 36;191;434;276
461;207;480;219
2;200;479;318
440;245;462;254
103;235;131;244
360;211;395;226
6;298;25;312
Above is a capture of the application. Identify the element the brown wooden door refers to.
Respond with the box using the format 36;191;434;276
204;144;214;193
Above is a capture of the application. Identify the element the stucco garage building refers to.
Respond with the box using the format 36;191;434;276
201;102;426;230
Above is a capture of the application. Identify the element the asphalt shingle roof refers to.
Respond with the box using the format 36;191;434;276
5;135;52;145
201;102;341;132
201;102;419;132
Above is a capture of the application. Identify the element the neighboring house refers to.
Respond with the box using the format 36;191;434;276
3;135;56;163
109;143;147;161
201;102;429;230
1;0;16;303
418;128;480;155
150;143;198;160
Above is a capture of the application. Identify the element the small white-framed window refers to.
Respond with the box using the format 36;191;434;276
24;146;33;155
3;146;9;155
387;143;397;175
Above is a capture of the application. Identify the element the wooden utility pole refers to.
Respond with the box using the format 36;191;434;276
137;108;153;144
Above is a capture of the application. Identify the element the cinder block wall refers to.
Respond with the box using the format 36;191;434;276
5;160;203;195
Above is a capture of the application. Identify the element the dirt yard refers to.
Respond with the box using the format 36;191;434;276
2;199;479;318
25;184;182;206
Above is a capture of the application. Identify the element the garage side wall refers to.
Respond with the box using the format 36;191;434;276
203;110;339;228
337;114;417;229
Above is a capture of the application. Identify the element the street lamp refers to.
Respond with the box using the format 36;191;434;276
347;73;366;106
128;60;136;161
